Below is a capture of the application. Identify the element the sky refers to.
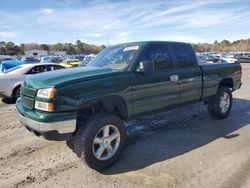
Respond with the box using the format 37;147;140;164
0;0;250;45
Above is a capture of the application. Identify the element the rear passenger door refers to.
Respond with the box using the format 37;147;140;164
169;43;202;104
132;43;180;115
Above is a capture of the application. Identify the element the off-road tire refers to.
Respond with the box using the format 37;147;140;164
207;87;232;119
74;113;126;171
13;86;21;101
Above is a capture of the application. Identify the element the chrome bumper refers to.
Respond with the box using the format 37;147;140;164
18;112;76;134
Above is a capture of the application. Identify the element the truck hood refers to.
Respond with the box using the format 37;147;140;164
24;66;119;89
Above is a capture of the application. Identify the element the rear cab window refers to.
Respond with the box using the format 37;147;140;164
170;43;197;68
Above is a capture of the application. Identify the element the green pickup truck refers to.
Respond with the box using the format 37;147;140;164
16;41;242;170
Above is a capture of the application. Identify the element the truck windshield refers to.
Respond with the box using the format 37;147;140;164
87;44;140;70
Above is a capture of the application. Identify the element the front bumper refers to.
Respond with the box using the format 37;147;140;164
18;112;76;134
16;98;76;140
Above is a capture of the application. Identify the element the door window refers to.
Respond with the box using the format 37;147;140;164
27;65;45;74
52;65;64;70
27;65;64;74
139;44;173;70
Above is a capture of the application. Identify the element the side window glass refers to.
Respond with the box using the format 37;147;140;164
27;66;42;74
53;65;64;70
139;44;173;70
171;44;196;68
43;65;53;72
38;66;45;72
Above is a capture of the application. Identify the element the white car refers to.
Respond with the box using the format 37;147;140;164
0;63;64;100
220;55;238;63
80;54;96;67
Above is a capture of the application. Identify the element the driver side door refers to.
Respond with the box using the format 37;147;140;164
131;43;180;116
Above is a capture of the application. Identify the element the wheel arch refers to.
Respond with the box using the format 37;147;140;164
76;95;128;126
218;77;234;90
12;83;22;98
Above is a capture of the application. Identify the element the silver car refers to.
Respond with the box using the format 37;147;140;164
0;63;64;100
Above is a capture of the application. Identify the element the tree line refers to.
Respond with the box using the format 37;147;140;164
0;40;105;55
192;39;250;52
0;38;249;55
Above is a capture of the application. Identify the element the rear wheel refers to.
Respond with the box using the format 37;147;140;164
74;113;126;171
207;87;232;119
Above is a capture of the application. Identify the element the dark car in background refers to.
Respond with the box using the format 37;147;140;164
21;57;40;63
238;53;250;63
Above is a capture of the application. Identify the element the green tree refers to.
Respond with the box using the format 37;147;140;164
19;44;25;55
40;44;50;51
5;42;21;55
66;44;77;55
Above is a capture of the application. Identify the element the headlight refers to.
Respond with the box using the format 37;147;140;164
37;88;55;99
35;101;54;112
35;88;55;112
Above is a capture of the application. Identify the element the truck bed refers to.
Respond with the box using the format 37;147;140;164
199;63;241;99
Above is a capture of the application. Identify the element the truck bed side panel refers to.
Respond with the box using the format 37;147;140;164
200;63;241;99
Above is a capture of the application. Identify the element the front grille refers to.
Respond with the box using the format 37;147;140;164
21;86;37;98
21;86;37;110
21;95;35;109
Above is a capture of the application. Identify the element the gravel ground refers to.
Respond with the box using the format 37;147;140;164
0;64;250;188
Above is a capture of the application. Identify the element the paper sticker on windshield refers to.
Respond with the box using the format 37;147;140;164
123;46;139;51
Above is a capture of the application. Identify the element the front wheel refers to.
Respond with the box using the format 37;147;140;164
207;87;232;119
74;113;126;171
13;86;21;101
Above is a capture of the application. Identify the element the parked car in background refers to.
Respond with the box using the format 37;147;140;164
220;55;239;63
40;56;63;64
65;55;86;61
0;63;65;101
74;55;86;61
0;61;29;73
59;59;81;68
197;55;213;64
0;55;13;63
51;57;64;64
21;57;40;63
40;56;52;63
197;54;227;64
80;54;96;67
238;53;250;63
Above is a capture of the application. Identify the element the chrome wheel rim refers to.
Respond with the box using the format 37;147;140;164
92;125;120;161
220;92;230;113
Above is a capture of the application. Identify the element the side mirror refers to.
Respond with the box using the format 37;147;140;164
137;61;154;74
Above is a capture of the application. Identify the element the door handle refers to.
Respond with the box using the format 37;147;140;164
170;75;179;82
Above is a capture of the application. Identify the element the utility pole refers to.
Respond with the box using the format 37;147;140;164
106;34;109;47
